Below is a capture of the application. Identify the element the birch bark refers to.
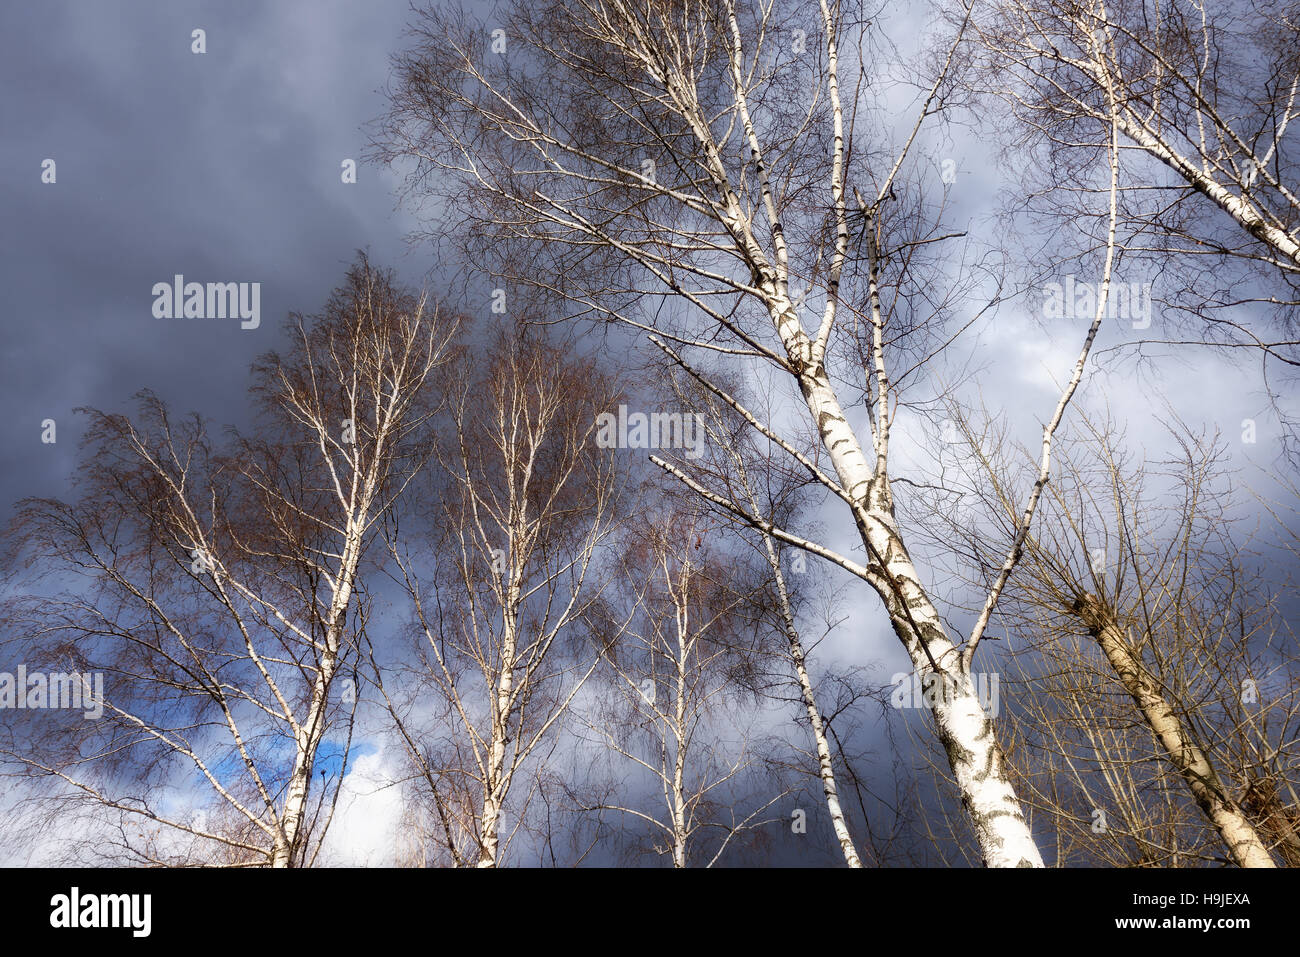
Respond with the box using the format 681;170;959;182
1075;595;1277;868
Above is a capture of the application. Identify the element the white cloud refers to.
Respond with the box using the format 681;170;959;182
318;747;407;867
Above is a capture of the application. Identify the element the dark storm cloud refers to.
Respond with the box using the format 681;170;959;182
0;0;428;510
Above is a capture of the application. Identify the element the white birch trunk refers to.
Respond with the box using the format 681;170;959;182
477;522;525;868
789;634;863;868
671;619;689;869
273;448;380;867
760;528;863;867
786;317;1043;867
1076;595;1277;868
477;602;518;867
272;521;363;868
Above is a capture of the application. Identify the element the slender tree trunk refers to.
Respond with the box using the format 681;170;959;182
1076;594;1277;868
477;665;514;866
787;346;1043;867
273;513;367;867
477;784;504;867
1108;113;1300;269
761;530;863;867
478;574;520;867
671;620;689;869
789;635;863;868
272;658;334;868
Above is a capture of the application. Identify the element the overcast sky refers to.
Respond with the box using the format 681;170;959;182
0;0;433;513
2;0;1286;515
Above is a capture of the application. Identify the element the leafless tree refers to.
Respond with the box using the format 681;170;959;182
913;407;1300;866
570;500;784;866
969;0;1300;444
372;326;625;866
656;371;870;865
1;255;454;866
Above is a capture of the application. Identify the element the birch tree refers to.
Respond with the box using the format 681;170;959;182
970;0;1300;438
374;327;623;867
571;499;785;867
371;0;1143;864
918;409;1300;866
663;371;868;865
733;466;865;867
1;255;454;866
974;0;1300;274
